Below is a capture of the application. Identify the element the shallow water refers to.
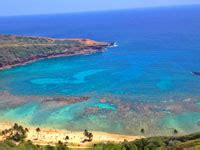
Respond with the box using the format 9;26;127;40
0;6;200;135
160;112;200;133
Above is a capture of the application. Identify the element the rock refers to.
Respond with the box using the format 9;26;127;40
192;72;200;76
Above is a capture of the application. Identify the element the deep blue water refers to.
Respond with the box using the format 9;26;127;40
0;6;200;134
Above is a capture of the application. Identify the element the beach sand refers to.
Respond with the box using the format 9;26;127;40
0;121;141;148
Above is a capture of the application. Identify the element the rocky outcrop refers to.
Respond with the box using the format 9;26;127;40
192;72;200;76
0;91;89;109
42;96;89;107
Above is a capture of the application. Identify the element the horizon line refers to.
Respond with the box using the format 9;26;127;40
0;4;199;18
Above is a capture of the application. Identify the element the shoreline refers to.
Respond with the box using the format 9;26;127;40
0;34;114;71
0;49;105;71
0;121;141;148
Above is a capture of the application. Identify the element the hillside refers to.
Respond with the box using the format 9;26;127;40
0;126;200;150
0;35;112;69
94;132;200;150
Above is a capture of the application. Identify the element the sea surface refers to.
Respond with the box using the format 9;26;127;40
0;6;200;135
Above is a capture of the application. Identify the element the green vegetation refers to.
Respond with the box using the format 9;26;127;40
1;123;27;142
0;123;69;150
83;129;93;143
94;132;200;150
0;35;109;68
36;127;40;139
0;123;199;149
0;140;69;150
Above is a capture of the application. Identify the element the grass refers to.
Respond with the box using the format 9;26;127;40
0;134;199;150
93;132;200;150
0;140;69;150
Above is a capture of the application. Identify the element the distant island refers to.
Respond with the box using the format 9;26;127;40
0;35;113;70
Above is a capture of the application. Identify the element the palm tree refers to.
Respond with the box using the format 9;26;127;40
58;141;62;145
36;127;40;139
173;129;178;136
140;128;145;138
65;136;69;140
25;128;29;132
88;133;93;141
84;129;89;137
1;130;5;136
13;123;19;130
83;129;93;142
168;129;179;149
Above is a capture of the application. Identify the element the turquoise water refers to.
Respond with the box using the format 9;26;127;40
0;6;200;135
160;112;200;133
196;101;200;105
0;102;40;123
30;69;105;85
95;102;116;111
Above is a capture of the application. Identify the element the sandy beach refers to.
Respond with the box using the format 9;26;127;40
0;121;141;148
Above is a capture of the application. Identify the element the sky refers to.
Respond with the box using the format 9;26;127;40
0;0;200;16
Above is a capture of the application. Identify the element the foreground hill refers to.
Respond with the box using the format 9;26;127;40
0;123;200;149
0;35;113;69
0;131;200;149
94;132;200;150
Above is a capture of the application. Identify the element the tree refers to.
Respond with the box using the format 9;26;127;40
122;142;138;150
84;129;89;137
58;141;63;145
36;128;40;133
12;132;21;142
65;136;69;141
173;129;178;136
36;127;40;139
1;124;27;142
140;128;145;138
1;130;6;136
83;129;93;142
25;128;29;132
141;128;145;134
56;141;69;150
13;123;19;130
45;145;55;150
18;125;26;137
88;133;93;141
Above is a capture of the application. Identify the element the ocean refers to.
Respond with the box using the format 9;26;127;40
0;6;200;135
